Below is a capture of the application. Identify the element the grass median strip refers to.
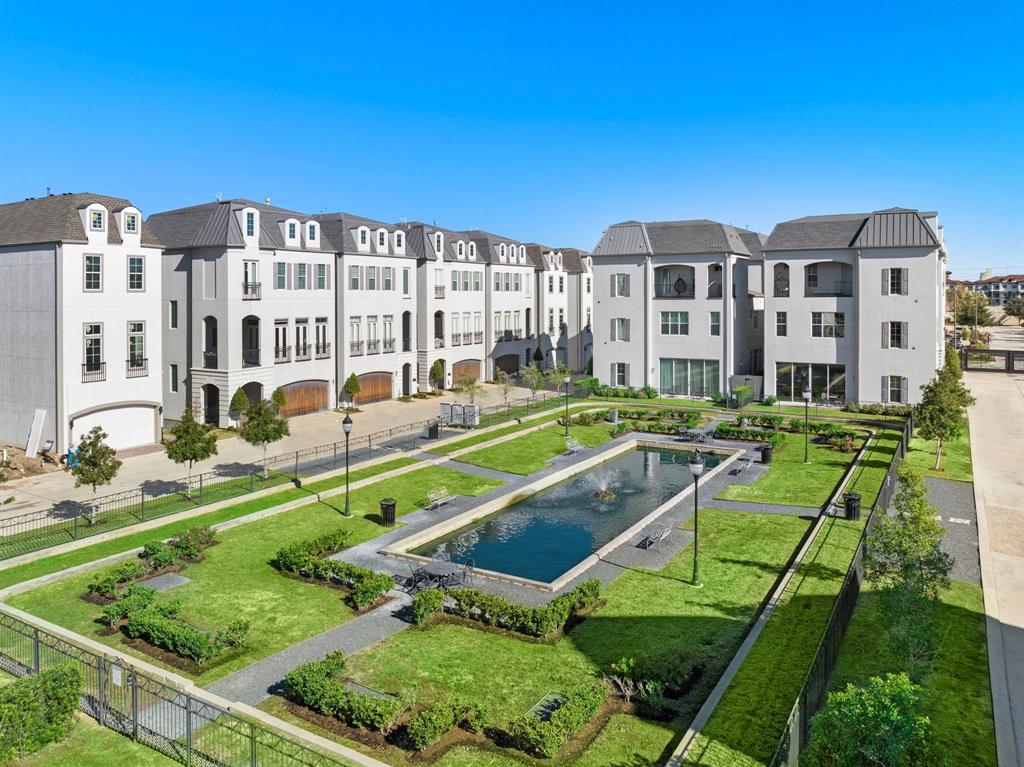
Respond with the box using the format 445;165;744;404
456;422;616;475
427;404;597;456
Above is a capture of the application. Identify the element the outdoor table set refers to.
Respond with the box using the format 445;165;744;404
406;555;474;591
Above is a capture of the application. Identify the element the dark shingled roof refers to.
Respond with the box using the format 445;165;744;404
313;212;416;259
523;244;591;273
0;192;161;248
591;219;765;258
765;208;940;251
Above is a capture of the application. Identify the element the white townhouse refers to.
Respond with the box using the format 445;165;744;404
525;245;594;373
761;208;946;406
474;232;536;378
316;213;418;403
0;193;164;452
408;224;487;389
149;199;337;426
560;248;594;373
590;220;762;397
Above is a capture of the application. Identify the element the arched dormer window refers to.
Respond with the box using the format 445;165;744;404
556;253;563;269
435;232;443;255
500;243;506;259
120;207;140;236
240;207;259;241
357;227;370;251
285;219;299;243
469;242;477;259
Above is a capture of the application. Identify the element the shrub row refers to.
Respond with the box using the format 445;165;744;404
124;603;249;664
284;651;407;733
844;402;912;416
272;532;392;609
87;560;147;599
272;529;350;573
411;588;445;625
737;414;785;429
87;526;216;599
99;583;157;627
438;579;601;637
508;684;608;757
714;423;784;447
787;419;857;440
406;698;461;750
0;663;82;761
577;377;659;400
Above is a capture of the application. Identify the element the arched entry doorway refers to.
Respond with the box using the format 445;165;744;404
452;359;481;385
495;354;519;376
201;383;220;425
241;381;263;408
402;363;412;396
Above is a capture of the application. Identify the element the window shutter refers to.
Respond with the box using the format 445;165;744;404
901;268;909;295
623;275;630;298
623;319;630;342
881;321;889;349
902;322;909;349
286;264;293;290
307;263;313;289
325;264;331;290
610;363;616;386
881;376;889;403
624;364;630;387
881;268;889;296
610;274;616;297
901;377;909;403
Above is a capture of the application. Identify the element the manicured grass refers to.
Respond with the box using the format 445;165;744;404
15;714;178;767
715;431;864;508
823;581;995;767
842;424;904;508
682;515;866;767
589;396;908;423
456;422;616;475
0;458;418;591
8;465;501;685
904;423;973;482
428;404;596;455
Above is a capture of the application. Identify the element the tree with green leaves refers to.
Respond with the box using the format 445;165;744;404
166;408;219;495
495;369;516;404
545;362;572;391
229;388;250;425
343;373;361;405
429;360;445;391
803;673;935;767
1005;295;1024;327
951;287;993;327
239;399;290;478
455;375;484;404
916;355;974;470
521;363;545;396
71;426;122;522
270;387;287;413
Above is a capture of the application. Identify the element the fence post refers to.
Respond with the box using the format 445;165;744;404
333;442;338;469
294;452;299;480
250;472;254;493
140;489;145;522
368;435;373;456
97;659;105;727
73;511;79;540
185;694;192;767
131;671;139;741
32;627;40;673
250;721;258;767
198;474;204;505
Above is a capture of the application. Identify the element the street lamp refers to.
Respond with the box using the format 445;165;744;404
563;375;572;437
342;414;353;517
689;449;705;588
802;388;812;463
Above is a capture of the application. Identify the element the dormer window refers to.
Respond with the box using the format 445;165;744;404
457;242;465;258
243;211;254;237
90;210;105;231
469;242;476;259
288;222;297;239
358;228;368;247
124;213;138;233
378;230;386;248
556;254;563;268
395;231;404;248
435;233;443;254
500;244;506;259
519;245;526;260
308;223;317;242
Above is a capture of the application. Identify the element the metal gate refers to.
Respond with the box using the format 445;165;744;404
961;348;1024;373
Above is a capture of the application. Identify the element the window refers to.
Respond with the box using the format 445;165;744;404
611;273;630;297
494;272;501;291
514;273;521;291
514;310;521;334
660;311;688;335
90;210;104;231
558;308;565;330
806;263;818;288
402;268;410;295
359;229;367;246
245;211;255;237
288;222;297;239
128;321;145;364
124;213;138;233
500;244;506;259
308;224;317;242
277;262;287;289
458;242;465;257
367;316;378;342
887;268;906;295
520;245;526;260
169;300;178;329
710;311;721;336
383;267;393;291
316;318;329;351
886;375;906;403
316;263;327;289
274;320;289;355
494;312;502;334
611;317;630;341
776;311;787;336
811;311;845;338
559;276;565;293
548;308;555;333
613;362;628;387
586;277;591;294
84;254;102;291
297;263;308;289
451;271;459;291
473;312;481;332
435;233;443;253
379;230;386;248
504;273;511;292
350;317;361;342
367;266;377;290
884;321;909;349
169;363;178;393
659;358;720;397
473;272;481;291
349;265;360;290
128;256;144;291
396;231;403;248
83;323;103;370
462;271;470;291
469;242;476;258
776;363;846;403
548;274;554;293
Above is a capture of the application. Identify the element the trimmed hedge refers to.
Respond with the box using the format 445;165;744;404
272;529;350;572
787;419;856;440
0;663;82;760
86;526;216;599
273;531;391;609
284;651;406;733
844;402;912;416
87;560;146;599
508;683;607;757
406;698;461;750
739;414;784;430
714;423;784;447
412;588;445;625
124;604;249;664
99;584;157;627
446;579;600;637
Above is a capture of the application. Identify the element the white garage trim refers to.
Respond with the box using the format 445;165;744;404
68;400;161;450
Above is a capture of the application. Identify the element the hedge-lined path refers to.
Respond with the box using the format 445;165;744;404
206;590;412;706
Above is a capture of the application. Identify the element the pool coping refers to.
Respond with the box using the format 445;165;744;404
379;438;742;591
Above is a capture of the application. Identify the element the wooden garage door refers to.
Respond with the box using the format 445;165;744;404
494;354;519;376
280;380;328;418
452;359;481;385
355;372;393;405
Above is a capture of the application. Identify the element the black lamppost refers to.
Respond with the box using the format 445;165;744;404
689;449;705;588
802;388;811;463
342;414;353;517
563;375;572;437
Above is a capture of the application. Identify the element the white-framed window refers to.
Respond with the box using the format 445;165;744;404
473;312;481;332
350;317;361;342
611;317;630;341
458;241;465;258
548;308;555;333
776;311;787;336
383;267;393;291
367;266;377;290
514;273;521;291
883;321;909;349
307;223;317;242
586;277;591;294
462;271;470;291
660;311;688;335
84;254;102;291
128;256;144;291
349;265;360;290
90;209;105;231
884;267;908;296
124;212;138;233
548;274;554;293
494;272;501;291
359;228;368;246
806;263;818;288
288;222;297;239
710;311;721;336
435;232;443;254
499;243;506;259
504;272;511;291
83;323;103;370
558;308;565;330
245;211;255;237
611;273;630;297
451;270;459;291
395;231;404;249
469;242;476;259
169;300;178;329
612;362;628;387
128;321;145;364
811;311;845;338
559;275;565;293
514;310;521;334
169;363;178;393
316;263;327;289
276;262;287;289
473;271;481;291
494;312;502;334
403;268;410;295
378;230;386;248
297;263;308;290
884;375;907;403
519;245;526;261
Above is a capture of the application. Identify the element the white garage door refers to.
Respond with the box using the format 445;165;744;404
73;406;156;450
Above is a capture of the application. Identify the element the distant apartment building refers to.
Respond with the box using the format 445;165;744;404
961;270;1024;306
149;199;337;426
477;233;535;378
0;193;163;451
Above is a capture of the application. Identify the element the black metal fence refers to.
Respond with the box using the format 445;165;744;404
0;610;356;767
961;347;1024;373
766;418;910;767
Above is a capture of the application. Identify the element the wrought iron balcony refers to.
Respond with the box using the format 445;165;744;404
464;332;474;345
434;285;445;298
473;331;483;343
654;284;695;299
350;341;364;356
708;283;723;299
383;338;395;353
774;280;790;298
82;362;106;383
203;351;218;369
805;281;854;298
451;334;462;346
402;338;412;352
315;342;331;359
242;281;261;300
274;345;291;363
126;358;148;378
367;340;380;354
242;348;260;367
294;343;311;361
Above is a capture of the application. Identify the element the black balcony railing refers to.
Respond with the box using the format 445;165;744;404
350;341;364;356
708;283;723;298
203;351;218;369
383;338;395;353
294;343;311;361
242;281;261;300
126;358;148;378
774;280;790;298
82;362;106;383
242;348;260;367
473;331;483;343
402;338;412;352
655;284;695;299
274;345;291;363
806;280;854;298
315;342;331;359
463;332;473;345
367;340;380;354
451;334;462;347
434;285;445;298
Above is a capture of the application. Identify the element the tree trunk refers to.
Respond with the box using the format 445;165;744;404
933;438;943;470
262;444;269;478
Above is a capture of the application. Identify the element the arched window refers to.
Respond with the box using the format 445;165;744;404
378;229;386;248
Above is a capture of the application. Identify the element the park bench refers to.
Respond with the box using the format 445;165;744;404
426;486;454;510
639;526;671;549
564;436;583;455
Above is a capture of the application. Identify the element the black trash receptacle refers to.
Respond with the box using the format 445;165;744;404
380;498;397;527
608;409;619;424
759;443;773;464
427;423;440;440
843;492;861;521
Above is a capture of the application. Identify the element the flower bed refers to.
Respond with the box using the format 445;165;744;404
86;526;216;599
508;683;608;757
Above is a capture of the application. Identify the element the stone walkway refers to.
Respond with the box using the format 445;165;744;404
206;591;412;706
923;476;981;586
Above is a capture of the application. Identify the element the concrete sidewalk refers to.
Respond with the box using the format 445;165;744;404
966;372;1024;767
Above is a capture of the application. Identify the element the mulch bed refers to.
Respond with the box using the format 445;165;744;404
119;633;206;675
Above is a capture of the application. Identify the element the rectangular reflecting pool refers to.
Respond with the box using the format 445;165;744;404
410;446;719;584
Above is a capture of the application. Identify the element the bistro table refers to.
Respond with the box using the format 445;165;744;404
421;560;461;578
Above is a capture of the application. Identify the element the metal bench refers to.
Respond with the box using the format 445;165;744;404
425;486;454;510
564;436;583;455
639;526;671;549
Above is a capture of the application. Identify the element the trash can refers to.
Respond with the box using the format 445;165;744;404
608;409;619;424
379;498;397;527
427;422;440;440
843;492;861;521
758;443;773;464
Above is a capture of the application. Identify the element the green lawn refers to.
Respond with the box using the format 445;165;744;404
456;422;616;474
8;465;502;685
904;423;973;482
279;509;810;765
428;405;597;455
715;431;864;508
821;581;995;766
0;458;418;591
842;425;905;508
14;714;178;767
682;515;866;767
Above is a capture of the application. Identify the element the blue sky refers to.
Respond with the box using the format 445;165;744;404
1;1;1021;274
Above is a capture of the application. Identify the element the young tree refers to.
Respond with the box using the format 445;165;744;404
239;399;290;478
952;288;993;327
229;388;250;425
495;369;516;404
455;376;484;404
1005;295;1024;327
916;356;974;469
342;373;361;406
270;387;287;413
71;426;122;522
165;408;219;495
429;360;445;392
803;674;934;767
521;363;545;396
545;362;572;391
